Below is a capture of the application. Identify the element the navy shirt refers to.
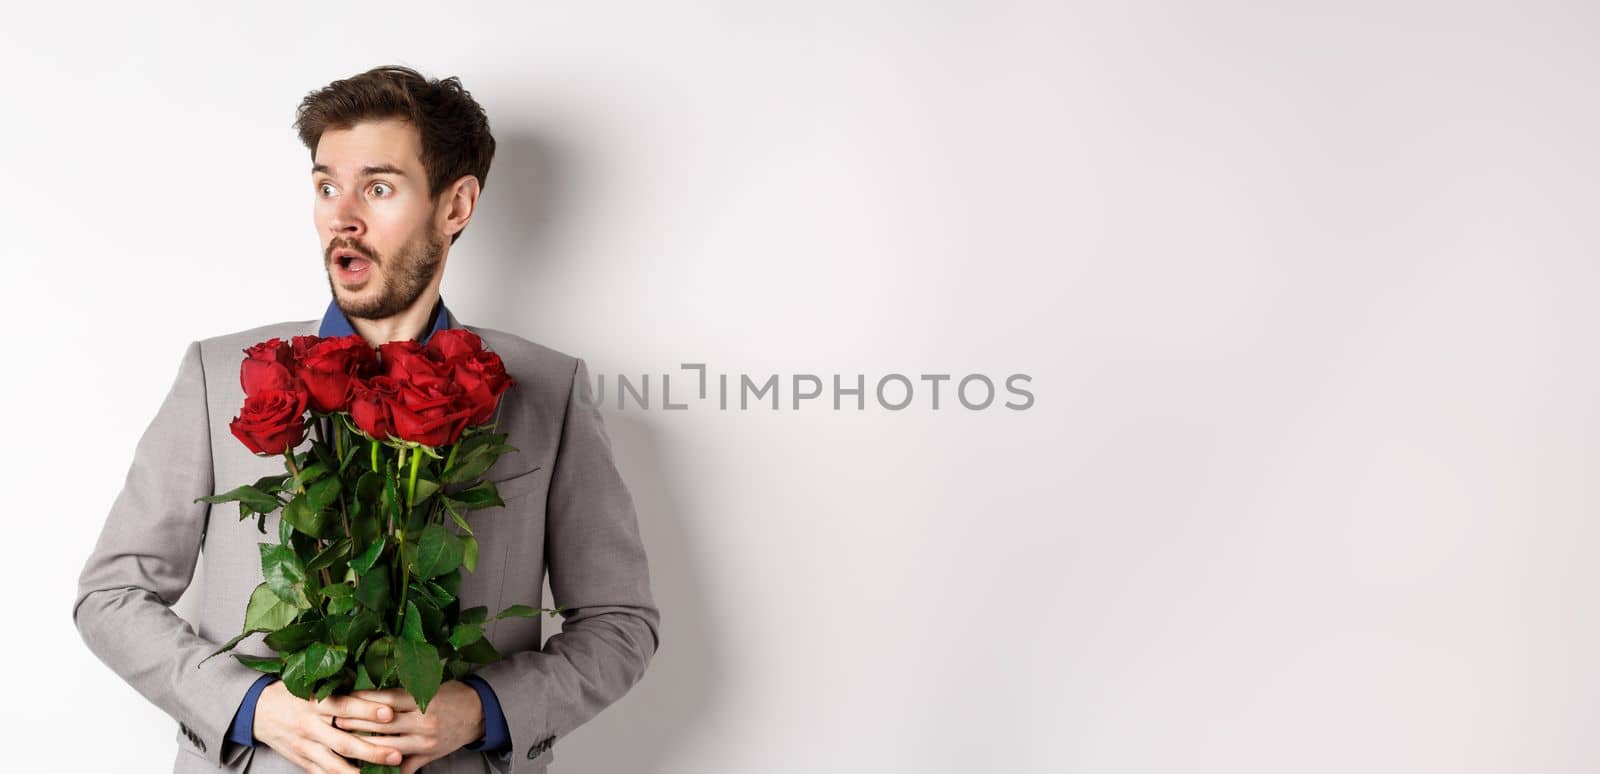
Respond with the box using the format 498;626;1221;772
226;298;513;758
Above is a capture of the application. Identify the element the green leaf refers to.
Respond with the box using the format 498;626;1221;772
260;544;310;607
351;510;382;558
265;620;325;652
411;524;464;580
453;431;506;457
461;535;479;573
244;582;300;630
459;606;488;626
307;475;342;513
410;593;444;642
303;642;348;681
323;583;356;615
340;609;383;650
282;650;314;698
494;604;543;620
200;627;267;666
314;679;339;702
443;452;496;485
353;662;375;691
394;638;442;713
350;535;386;576
446;481;504;511
233;654;283;674
355;565;391;611
447;624;484;649
363;636;398;690
424;579;456;607
339;438;358;472
443;436;507;484
445;503;474;536
195;485;279;514
306;537;352;575
252;473;292;494
356;471;385;504
456;635;502;664
434;569;461;599
297;461;331;486
401;602;426;643
383;471;401;524
412;477;440;504
281;495;332;539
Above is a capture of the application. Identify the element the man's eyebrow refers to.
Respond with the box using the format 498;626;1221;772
311;163;409;177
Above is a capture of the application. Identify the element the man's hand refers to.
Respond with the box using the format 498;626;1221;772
253;680;405;773
335;681;486;774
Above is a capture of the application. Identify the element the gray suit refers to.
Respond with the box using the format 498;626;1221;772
73;311;661;773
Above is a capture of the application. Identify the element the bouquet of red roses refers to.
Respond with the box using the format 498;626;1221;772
197;329;559;727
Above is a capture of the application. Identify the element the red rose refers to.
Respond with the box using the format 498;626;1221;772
451;351;513;425
426;329;484;361
384;378;475;447
296;335;378;413
350;376;400;441
229;388;309;455
380;340;447;385
290;335;322;362
240;338;296;396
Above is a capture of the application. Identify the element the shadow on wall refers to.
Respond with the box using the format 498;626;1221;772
468;126;718;772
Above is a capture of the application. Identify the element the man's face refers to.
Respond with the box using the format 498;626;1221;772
312;118;445;320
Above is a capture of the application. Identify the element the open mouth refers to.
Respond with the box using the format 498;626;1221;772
332;248;374;280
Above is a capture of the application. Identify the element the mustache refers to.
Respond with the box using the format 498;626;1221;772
326;238;380;266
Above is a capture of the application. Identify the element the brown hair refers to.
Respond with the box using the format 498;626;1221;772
294;65;496;244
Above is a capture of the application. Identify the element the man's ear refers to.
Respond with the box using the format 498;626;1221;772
439;175;482;240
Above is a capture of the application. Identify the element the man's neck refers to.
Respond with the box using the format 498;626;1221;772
349;289;442;347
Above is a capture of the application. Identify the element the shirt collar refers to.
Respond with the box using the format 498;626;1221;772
317;297;453;344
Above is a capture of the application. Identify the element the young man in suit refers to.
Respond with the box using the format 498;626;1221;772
73;65;661;774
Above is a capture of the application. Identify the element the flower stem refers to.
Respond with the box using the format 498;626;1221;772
407;447;421;511
334;417;345;464
394;446;421;631
284;452;304;493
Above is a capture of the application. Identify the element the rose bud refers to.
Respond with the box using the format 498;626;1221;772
425;328;484;361
350;376;400;441
240;338;297;396
452;350;514;425
384;379;475;447
296;335;378;413
229;388;309;455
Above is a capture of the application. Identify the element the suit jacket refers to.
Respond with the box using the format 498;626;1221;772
73;311;661;773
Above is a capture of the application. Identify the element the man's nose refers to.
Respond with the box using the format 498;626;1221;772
330;199;365;237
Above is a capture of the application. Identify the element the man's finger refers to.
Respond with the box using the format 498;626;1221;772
317;694;396;723
350;688;418;711
304;743;360;774
328;713;419;735
401;754;442;774
310;722;404;768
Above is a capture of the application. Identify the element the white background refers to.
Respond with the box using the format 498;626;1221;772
4;1;1597;772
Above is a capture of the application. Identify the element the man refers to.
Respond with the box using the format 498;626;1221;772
73;65;661;774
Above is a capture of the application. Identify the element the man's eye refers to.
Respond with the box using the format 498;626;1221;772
318;183;336;197
371;182;392;197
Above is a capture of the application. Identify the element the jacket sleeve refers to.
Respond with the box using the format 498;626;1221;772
72;340;263;770
471;356;662;770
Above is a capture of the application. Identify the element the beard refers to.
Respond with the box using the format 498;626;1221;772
325;230;444;320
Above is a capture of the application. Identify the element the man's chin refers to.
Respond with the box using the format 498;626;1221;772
331;289;388;320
